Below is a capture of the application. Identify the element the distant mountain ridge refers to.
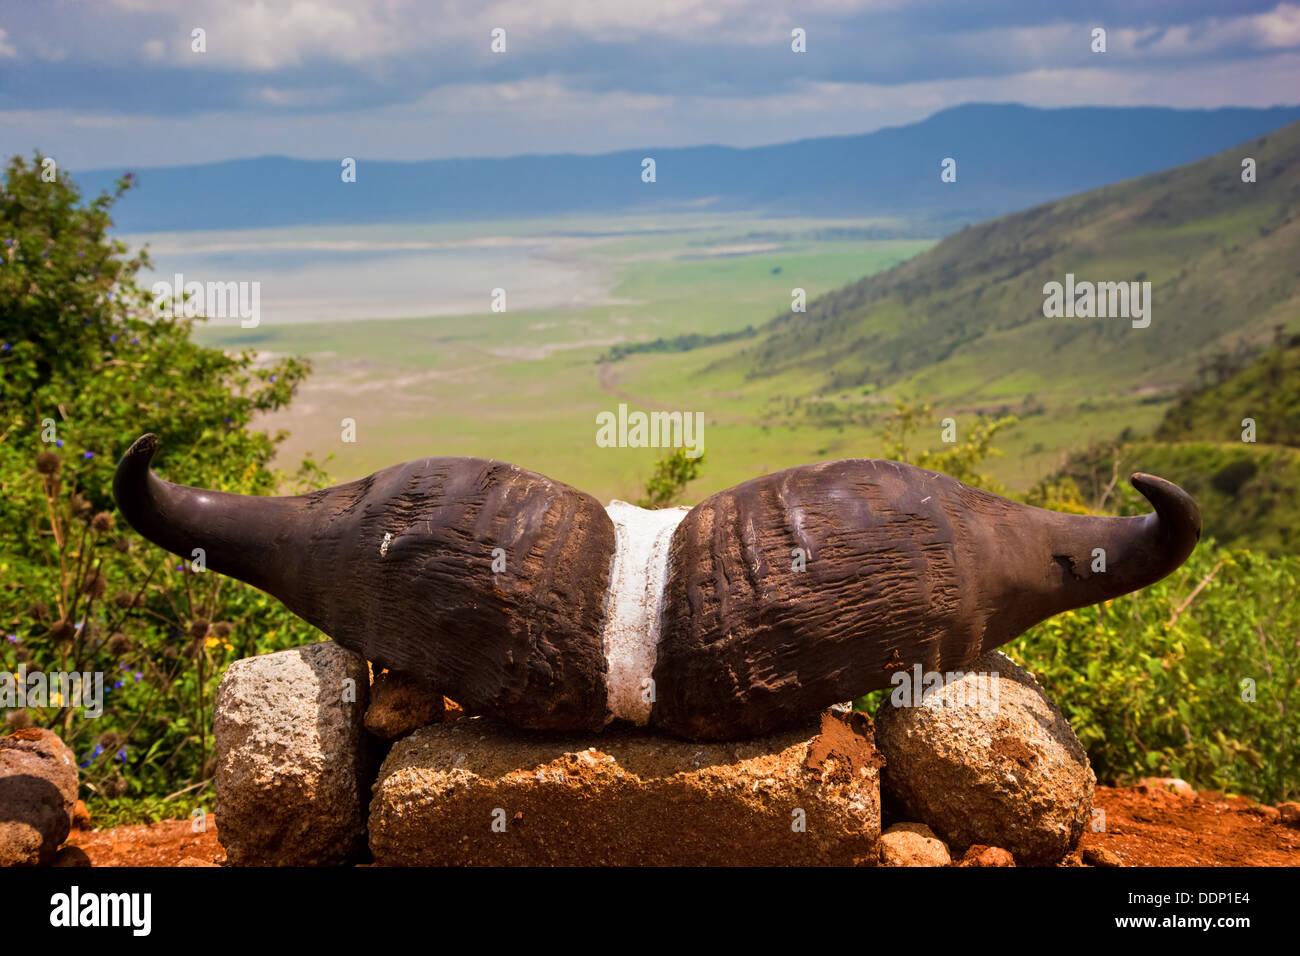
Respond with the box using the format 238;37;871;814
72;102;1300;233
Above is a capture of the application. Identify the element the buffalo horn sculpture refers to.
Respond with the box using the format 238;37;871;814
113;433;1200;740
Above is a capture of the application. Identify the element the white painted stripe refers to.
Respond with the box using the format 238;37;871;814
600;500;690;725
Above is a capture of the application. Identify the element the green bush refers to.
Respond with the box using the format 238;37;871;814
1007;543;1299;803
0;153;325;805
637;447;706;508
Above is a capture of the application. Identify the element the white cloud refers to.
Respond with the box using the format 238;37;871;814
1255;2;1300;46
102;0;429;70
0;29;15;58
84;0;946;71
6;48;1297;170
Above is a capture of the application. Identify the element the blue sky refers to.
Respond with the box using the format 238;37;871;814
1;0;1297;168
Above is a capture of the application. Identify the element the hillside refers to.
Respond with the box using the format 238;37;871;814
1062;440;1300;554
75;103;1300;233
726;119;1300;410
1154;335;1300;447
1047;338;1300;554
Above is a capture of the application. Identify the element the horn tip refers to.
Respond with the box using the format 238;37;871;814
125;432;160;461
114;433;161;510
1130;472;1202;543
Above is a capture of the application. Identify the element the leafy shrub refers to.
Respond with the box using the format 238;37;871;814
0;153;325;805
1007;543;1299;803
637;448;706;508
879;399;1017;493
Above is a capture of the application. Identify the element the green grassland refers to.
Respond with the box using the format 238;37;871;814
196;218;936;502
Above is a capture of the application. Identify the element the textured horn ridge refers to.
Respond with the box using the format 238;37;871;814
114;436;1201;741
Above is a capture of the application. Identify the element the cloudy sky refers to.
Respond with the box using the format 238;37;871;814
1;0;1297;169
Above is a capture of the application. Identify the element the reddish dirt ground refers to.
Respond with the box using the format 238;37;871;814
1069;784;1300;867
60;816;226;867
59;784;1300;867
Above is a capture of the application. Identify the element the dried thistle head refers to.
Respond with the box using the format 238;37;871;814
212;621;233;639
35;451;61;476
189;618;210;640
49;620;75;644
98;731;122;752
27;600;49;621
113;538;130;553
70;494;92;518
107;631;132;655
3;709;33;732
90;511;115;533
112;592;134;609
82;571;108;599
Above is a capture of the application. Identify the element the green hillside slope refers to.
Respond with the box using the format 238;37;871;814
726;120;1300;408
1154;334;1300;446
1047;338;1300;553
1060;440;1300;554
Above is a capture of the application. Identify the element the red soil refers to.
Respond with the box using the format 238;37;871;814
59;784;1300;867
1069;784;1300;867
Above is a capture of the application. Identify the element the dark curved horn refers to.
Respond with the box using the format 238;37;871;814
113;433;306;595
113;433;616;732
1131;471;1203;565
979;471;1202;639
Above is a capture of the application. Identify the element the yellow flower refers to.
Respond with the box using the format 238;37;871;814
205;636;220;649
